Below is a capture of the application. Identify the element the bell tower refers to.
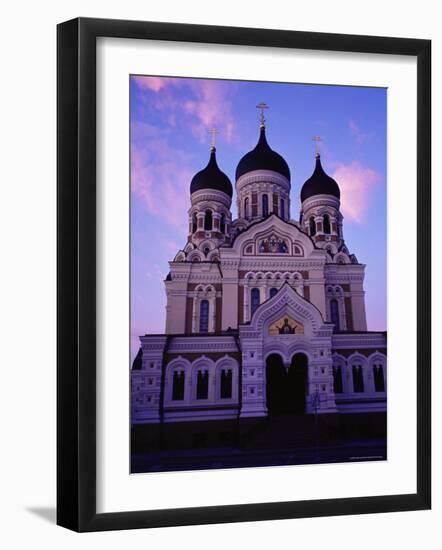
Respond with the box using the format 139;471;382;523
300;141;344;254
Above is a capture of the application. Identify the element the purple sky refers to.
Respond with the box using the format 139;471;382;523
130;76;387;362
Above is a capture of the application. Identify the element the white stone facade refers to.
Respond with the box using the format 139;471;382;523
132;148;386;424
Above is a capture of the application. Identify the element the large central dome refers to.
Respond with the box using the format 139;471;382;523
235;126;290;181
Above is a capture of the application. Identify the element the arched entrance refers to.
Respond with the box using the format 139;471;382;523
288;353;308;414
266;352;309;415
265;354;287;415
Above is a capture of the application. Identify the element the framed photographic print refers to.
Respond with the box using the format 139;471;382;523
57;17;431;532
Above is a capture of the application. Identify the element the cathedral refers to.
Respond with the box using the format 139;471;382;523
131;108;387;434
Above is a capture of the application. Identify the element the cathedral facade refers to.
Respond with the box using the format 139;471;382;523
131;116;387;427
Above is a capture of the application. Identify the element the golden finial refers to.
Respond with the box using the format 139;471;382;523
256;102;269;128
312;135;322;157
209;127;218;151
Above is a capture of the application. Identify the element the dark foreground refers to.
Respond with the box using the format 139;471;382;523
131;412;386;474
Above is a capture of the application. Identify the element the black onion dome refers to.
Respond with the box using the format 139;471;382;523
190;148;233;197
235;126;290;181
300;154;340;202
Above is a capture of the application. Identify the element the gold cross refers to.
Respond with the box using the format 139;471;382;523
209;127;218;149
312;135;322;156
256;102;269;127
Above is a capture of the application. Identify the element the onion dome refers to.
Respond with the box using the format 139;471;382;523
190;147;233;197
300;154;340;202
235;126;290;181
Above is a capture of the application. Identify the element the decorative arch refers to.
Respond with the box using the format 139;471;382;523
368;352;387;392
187;249;204;262
173;251;186;262
215;356;239;400
348;353;368;393
230;215;316;257
164;358;192;404
249;283;327;337
192;286;217;333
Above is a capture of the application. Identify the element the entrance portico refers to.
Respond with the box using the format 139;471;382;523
239;283;337;418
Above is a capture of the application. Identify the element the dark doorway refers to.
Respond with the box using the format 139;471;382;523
288;353;308;414
265;354;287;415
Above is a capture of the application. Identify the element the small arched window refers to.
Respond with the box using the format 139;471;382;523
250;288;260;317
220;213;226;234
333;365;343;393
330;299;340;330
199;300;209;332
352;365;364;392
204;210;212;231
196;370;209;399
280;198;285;220
220;369;233;399
373;364;385;392
309;216;316;236
262;194;269;217
172;371;185;400
323;214;331;234
244;198;250;220
192;213;197;233
269;287;278;298
203;247;210;256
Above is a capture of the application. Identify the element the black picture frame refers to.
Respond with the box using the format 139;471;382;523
57;17;431;532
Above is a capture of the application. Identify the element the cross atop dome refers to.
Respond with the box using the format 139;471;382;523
209;127;218;151
256;102;269;128
312;135;322;158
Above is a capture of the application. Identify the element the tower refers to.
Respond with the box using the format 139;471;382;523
300;149;344;257
235;104;291;226
188;137;233;253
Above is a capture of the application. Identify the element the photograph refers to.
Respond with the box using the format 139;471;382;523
129;75;388;474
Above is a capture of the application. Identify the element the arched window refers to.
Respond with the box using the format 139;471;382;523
330;299;340;330
196;370;209;399
333;366;343;393
309;216;316;236
250;288;260;317
262;194;269;217
192;213;197;233
280;198;285;220
220;213;226;234
244;198;249;220
203;247;210;256
373;364;385;392
220;369;233;399
172;371;185;400
269;287;278;298
204;210;212;231
352;365;364;392
199;300;209;332
323;214;331;234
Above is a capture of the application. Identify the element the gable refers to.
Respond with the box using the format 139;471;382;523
228;214;316;258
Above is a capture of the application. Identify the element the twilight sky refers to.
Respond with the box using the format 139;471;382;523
130;75;387;362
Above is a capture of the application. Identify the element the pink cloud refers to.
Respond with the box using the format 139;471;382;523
133;76;237;145
332;162;382;224
131;122;193;236
132;76;181;93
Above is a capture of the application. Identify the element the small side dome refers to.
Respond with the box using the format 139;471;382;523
190;148;233;197
236;126;290;181
300;154;340;202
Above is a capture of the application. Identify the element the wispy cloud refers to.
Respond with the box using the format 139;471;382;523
348;120;372;145
133;76;237;145
332;162;382;224
131;122;194;236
